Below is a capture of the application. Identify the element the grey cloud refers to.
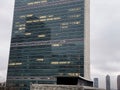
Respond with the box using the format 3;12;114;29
90;0;120;89
0;70;7;82
0;0;14;82
90;1;120;89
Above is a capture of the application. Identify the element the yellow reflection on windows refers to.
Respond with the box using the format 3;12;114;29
46;18;54;21
61;23;69;29
38;34;46;38
20;14;33;19
61;23;69;26
20;15;26;18
59;61;70;64
15;25;19;27
40;15;61;21
16;63;22;65
52;44;62;47
41;0;47;3
53;17;61;20
25;33;31;36
51;62;59;65
40;19;46;21
69;14;81;18
26;20;40;23
61;21;80;29
9;63;15;66
9;62;22;66
16;22;20;24
48;15;54;17
36;58;44;61
27;2;33;5
51;61;70;65
45;17;61;21
19;24;25;27
71;21;80;25
34;1;40;4
26;14;33;17
69;7;81;11
33;20;40;22
27;0;47;5
26;20;33;23
68;73;79;76
61;26;68;29
19;27;25;30
40;16;47;19
25;15;61;23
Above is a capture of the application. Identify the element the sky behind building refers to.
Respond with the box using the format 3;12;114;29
0;0;120;89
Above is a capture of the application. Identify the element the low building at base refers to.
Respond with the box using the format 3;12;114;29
30;77;103;90
30;84;104;90
0;87;20;90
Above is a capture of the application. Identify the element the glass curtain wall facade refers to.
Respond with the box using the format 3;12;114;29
7;0;90;90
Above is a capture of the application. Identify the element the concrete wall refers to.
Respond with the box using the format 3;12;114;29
31;84;104;90
84;0;90;80
0;87;20;90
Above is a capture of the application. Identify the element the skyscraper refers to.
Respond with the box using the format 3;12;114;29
117;75;120;90
7;0;90;90
106;75;111;90
94;78;99;88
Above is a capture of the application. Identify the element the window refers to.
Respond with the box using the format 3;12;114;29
61;26;68;29
26;20;33;23
69;7;81;11
36;58;44;61
25;33;31;36
40;16;47;19
38;34;46;38
27;0;47;5
18;27;25;30
26;14;33;17
9;62;22;66
52;44;61;47
69;14;81;18
68;73;79;76
51;61;70;65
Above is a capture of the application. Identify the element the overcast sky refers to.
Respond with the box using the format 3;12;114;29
0;0;120;89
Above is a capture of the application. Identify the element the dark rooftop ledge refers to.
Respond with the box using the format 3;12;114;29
56;76;93;87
